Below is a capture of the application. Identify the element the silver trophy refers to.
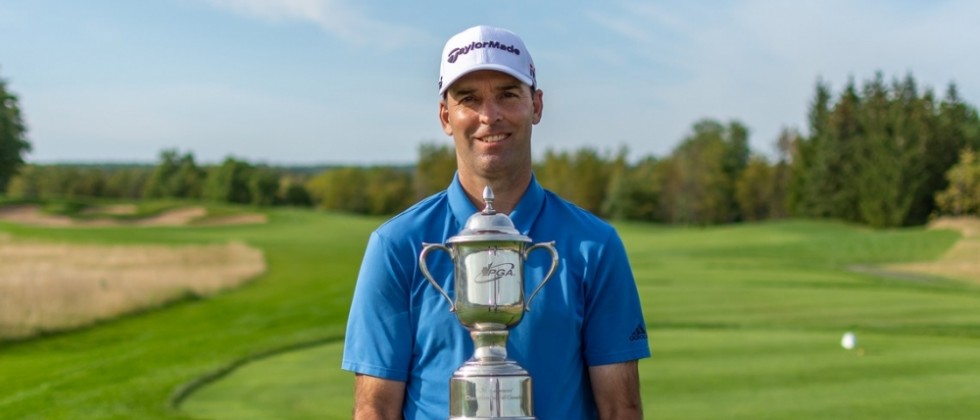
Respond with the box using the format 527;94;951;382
420;186;559;419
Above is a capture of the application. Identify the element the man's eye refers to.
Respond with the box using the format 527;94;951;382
458;96;476;104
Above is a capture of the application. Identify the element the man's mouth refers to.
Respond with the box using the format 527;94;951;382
477;134;509;143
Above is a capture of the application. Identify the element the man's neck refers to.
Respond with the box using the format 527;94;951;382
458;170;532;215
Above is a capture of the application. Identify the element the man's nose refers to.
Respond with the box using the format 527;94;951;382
478;99;501;124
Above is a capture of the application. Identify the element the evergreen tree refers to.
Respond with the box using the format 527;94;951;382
0;72;31;193
825;80;863;222
913;83;980;222
788;80;831;216
790;72;980;227
851;73;924;228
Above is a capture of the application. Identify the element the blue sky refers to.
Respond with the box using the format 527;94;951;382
2;0;978;165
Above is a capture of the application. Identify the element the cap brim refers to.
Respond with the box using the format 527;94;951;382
439;63;535;96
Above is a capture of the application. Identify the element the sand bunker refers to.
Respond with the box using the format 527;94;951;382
0;205;267;227
0;236;266;340
886;217;980;284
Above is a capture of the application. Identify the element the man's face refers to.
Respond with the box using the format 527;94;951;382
439;70;543;181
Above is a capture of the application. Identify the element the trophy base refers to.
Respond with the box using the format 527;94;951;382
448;359;534;419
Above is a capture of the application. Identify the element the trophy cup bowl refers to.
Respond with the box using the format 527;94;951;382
420;187;559;419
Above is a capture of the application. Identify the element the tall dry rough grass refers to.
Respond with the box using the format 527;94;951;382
0;236;265;340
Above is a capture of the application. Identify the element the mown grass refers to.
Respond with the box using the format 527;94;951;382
3;212;979;419
183;218;980;419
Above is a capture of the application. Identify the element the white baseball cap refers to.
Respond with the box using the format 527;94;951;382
438;25;536;96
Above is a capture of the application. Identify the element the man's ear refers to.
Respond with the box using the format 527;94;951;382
439;99;453;135
532;89;543;125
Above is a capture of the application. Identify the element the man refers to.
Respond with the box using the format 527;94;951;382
342;25;650;419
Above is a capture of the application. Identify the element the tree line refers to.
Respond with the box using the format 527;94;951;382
2;71;980;226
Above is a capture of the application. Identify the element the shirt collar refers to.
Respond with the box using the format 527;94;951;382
448;172;545;236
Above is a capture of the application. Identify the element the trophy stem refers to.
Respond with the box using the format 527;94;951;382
472;330;509;361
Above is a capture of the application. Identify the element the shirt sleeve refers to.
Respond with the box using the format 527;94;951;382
341;231;413;381
581;230;651;366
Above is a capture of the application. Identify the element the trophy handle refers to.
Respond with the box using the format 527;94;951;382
419;243;456;312
524;241;559;312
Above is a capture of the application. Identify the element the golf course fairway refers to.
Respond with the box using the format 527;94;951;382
2;210;979;419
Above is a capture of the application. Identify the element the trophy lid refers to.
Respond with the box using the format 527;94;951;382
447;186;531;244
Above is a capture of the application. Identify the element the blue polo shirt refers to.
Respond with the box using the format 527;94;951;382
342;174;650;419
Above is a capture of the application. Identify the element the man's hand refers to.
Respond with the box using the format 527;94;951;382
589;360;643;420
353;374;405;420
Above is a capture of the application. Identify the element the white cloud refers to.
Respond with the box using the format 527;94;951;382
203;0;430;48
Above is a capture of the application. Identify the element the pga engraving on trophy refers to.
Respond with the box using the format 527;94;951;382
419;186;559;419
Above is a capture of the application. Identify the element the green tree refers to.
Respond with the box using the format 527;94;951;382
658;119;746;224
144;150;204;199
850;74;917;228
535;149;572;198
5;164;40;199
277;175;313;207
414;142;456;200
788;81;831;216
171;153;205;199
306;167;369;213
735;156;775;221
624;156;663;221
824;80;863;222
935;148;980;216
770;127;798;219
104;168;151;199
365;167;413;215
791;79;862;221
0;72;31;193
600;146;632;220
248;166;280;206
204;157;254;204
913;84;980;222
536;146;612;216
790;73;980;227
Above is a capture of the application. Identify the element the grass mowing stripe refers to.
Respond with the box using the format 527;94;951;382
643;329;980;419
180;342;352;420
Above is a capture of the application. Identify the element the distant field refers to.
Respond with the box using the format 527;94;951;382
2;211;979;419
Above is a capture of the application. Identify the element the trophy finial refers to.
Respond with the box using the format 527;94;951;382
482;186;496;215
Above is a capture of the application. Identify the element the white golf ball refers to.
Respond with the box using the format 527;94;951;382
841;332;857;350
